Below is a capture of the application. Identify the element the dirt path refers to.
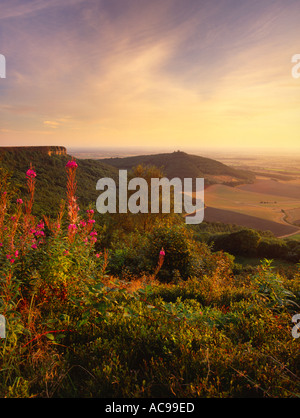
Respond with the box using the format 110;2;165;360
278;210;300;238
278;229;300;239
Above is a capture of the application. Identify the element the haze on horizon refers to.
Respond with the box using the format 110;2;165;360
0;0;299;152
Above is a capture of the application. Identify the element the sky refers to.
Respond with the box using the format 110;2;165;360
0;0;299;152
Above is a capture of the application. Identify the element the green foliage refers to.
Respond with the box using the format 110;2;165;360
204;226;300;264
252;259;299;310
145;224;194;280
209;229;261;257
257;238;288;259
1;153;300;399
47;273;300;398
0;147;118;217
108;232;152;278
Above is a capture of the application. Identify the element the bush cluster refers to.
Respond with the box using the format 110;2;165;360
206;229;300;263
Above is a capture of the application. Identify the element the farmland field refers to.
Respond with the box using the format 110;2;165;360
205;184;300;222
237;179;300;200
203;206;300;237
202;153;300;237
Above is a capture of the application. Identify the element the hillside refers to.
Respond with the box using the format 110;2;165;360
98;151;255;185
0;145;67;157
1;151;300;398
0;147;255;218
0;146;118;217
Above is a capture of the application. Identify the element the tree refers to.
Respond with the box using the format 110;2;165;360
209;229;260;256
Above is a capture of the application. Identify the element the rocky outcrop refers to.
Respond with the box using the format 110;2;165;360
46;146;67;156
0;146;67;156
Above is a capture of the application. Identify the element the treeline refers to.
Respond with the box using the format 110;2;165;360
192;221;274;236
196;227;300;263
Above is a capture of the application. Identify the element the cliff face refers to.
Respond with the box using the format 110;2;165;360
46;146;67;156
0;146;67;157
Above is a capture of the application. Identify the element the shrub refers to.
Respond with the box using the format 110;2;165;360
145;224;194;281
209;229;260;257
257;238;288;260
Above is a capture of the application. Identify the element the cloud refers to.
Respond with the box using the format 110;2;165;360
43;118;72;129
0;0;84;20
1;0;300;148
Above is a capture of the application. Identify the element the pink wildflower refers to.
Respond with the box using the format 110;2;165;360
31;244;37;249
14;250;19;257
66;160;78;169
86;209;94;214
90;231;97;236
10;258;15;264
35;230;45;237
68;223;77;230
26;168;36;178
154;247;165;277
88;219;95;224
80;220;87;227
95;253;101;258
16;198;23;204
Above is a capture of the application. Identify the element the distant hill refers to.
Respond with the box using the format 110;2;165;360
0;146;118;217
98;151;255;185
0;147;255;219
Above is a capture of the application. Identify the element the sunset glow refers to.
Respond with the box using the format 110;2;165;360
0;0;299;151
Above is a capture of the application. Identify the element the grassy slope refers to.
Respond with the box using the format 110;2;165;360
0;147;118;217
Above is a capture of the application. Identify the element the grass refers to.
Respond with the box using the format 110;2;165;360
234;255;296;269
284;234;300;241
